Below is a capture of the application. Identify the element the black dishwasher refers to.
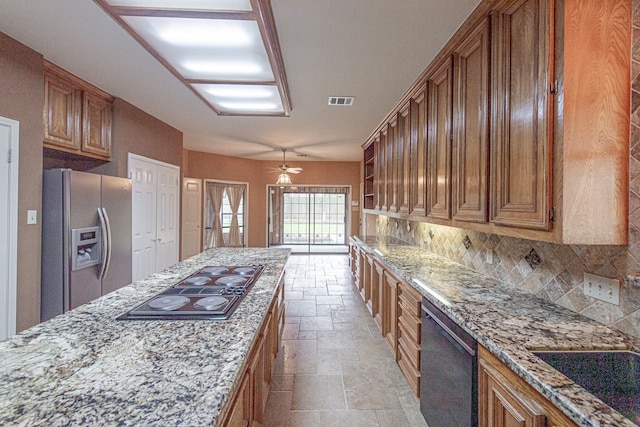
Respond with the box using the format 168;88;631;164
420;296;478;426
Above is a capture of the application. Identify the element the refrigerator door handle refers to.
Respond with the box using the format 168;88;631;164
97;208;109;280
101;207;113;280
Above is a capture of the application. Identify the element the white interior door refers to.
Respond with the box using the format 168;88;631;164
129;157;157;282
128;154;180;282
0;116;18;339
181;177;202;260
156;165;179;271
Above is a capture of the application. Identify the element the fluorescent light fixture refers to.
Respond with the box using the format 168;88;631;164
203;85;275;98
183;60;263;76
98;0;291;116
218;101;280;111
193;83;283;113
106;0;252;11
414;278;451;307
157;20;253;47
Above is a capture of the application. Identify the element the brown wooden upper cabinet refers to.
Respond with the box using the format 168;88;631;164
361;0;630;245
387;118;398;212
44;61;113;161
426;56;453;221
490;0;552;230
376;131;387;211
397;103;411;214
409;84;427;216
452;17;490;224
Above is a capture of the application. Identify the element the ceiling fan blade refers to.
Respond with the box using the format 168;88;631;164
287;168;303;173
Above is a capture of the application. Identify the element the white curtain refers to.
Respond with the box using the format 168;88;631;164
206;183;226;248
226;184;245;247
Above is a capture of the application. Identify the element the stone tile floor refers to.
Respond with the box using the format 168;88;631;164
263;254;429;427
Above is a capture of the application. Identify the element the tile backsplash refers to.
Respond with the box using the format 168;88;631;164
368;2;640;339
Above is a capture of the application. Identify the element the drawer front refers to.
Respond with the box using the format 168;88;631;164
398;328;421;369
398;287;421;317
398;345;420;397
398;306;421;343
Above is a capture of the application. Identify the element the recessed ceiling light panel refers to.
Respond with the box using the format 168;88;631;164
201;84;276;98
97;0;292;116
106;0;252;11
193;83;284;114
122;16;275;81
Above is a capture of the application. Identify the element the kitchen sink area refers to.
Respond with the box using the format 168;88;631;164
533;350;640;424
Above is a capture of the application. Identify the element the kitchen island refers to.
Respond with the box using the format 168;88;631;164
0;247;289;426
352;236;640;427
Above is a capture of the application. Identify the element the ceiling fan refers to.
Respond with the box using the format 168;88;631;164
269;149;302;185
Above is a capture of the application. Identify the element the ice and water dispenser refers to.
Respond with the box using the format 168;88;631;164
71;226;101;271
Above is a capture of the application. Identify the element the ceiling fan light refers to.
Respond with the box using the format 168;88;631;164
276;172;292;186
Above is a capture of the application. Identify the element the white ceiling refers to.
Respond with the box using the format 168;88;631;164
0;0;480;161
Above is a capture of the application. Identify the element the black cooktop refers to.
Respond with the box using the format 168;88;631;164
117;265;264;321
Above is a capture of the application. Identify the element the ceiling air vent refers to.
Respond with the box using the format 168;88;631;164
328;96;355;106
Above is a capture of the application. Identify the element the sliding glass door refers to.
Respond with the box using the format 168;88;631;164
269;186;349;253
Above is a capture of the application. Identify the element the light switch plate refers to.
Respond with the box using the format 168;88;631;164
583;273;620;305
27;210;37;225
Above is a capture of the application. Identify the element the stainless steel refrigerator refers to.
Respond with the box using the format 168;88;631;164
41;169;132;321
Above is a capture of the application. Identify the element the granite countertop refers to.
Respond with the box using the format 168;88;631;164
353;235;640;427
0;247;290;427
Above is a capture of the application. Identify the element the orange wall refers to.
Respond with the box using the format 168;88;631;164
91;98;183;177
185;150;361;247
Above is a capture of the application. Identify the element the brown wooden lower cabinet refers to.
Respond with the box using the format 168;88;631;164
358;248;366;299
224;370;250;427
348;244;422;398
220;278;284;427
369;256;382;331
478;345;577;427
362;251;373;313
372;259;387;334
249;334;266;426
382;269;398;358
396;281;422;397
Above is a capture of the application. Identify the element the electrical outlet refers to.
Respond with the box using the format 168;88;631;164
583;273;620;305
486;249;493;265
